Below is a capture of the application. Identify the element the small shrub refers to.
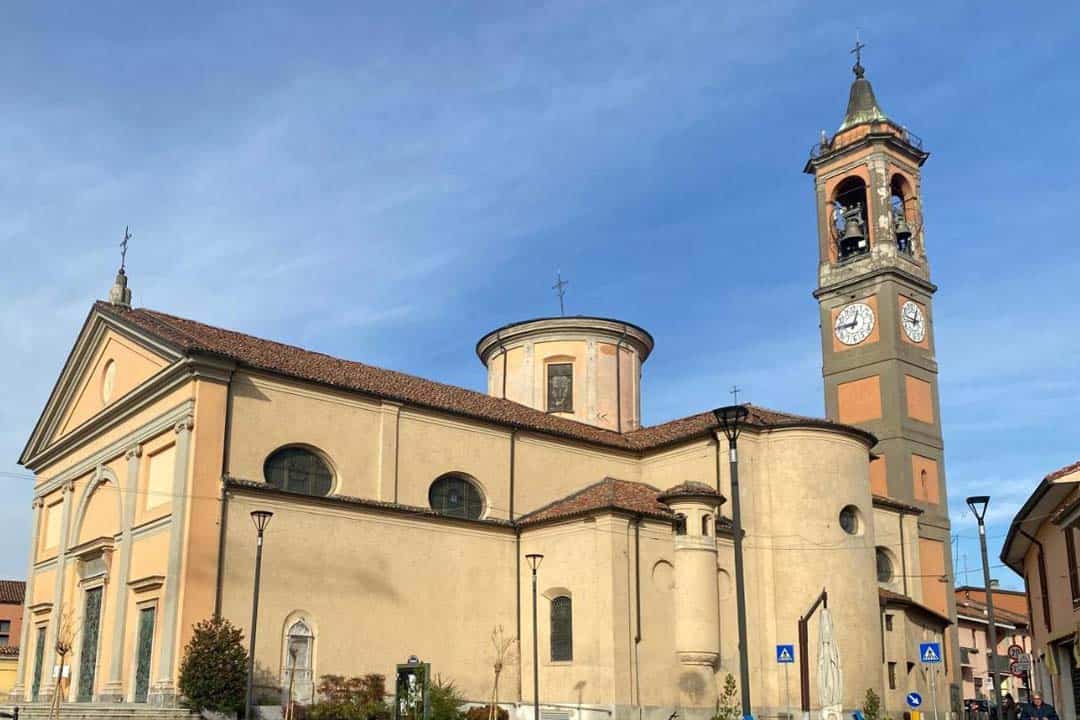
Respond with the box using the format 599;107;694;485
178;616;248;713
466;707;509;720
429;676;466;720
309;674;390;720
712;674;739;720
862;689;881;720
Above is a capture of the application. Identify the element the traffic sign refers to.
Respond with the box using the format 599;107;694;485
1008;644;1024;660
919;642;942;664
776;645;795;663
906;692;923;709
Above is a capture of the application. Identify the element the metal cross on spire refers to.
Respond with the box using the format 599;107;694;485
850;32;866;77
120;226;132;272
730;385;742;405
552;270;569;316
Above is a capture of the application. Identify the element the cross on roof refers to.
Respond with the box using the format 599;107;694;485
850;34;866;77
730;385;742;404
552;270;569;316
120;226;132;272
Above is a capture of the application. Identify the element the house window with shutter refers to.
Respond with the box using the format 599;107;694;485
1066;526;1080;606
551;596;573;662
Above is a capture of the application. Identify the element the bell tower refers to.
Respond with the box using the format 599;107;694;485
805;50;958;679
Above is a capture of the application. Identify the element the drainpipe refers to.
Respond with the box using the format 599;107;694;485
899;509;908;595
615;326;629;433
509;431;517;520
633;517;642;720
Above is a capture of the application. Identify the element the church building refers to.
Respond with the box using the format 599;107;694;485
9;59;959;719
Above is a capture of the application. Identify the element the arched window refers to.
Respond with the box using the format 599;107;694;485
428;474;485;519
674;514;687;536
890;174;916;255
264;447;333;497
701;514;712;537
876;547;894;584
833;176;869;260
550;596;573;662
283;619;314;704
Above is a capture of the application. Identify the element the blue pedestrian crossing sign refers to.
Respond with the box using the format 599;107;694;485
776;645;795;663
906;692;923;709
919;642;942;664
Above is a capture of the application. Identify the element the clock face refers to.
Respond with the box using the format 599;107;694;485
901;300;926;343
834;302;875;345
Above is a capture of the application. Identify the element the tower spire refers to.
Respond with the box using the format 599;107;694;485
838;39;888;131
108;226;133;308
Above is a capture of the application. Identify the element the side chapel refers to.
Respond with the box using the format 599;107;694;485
9;58;959;720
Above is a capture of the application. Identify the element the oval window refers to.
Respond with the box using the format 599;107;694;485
876;547;894;583
428;474;485;519
839;505;861;535
264;447;334;497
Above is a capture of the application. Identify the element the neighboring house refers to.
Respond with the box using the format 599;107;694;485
953;586;1031;702
9;59;962;720
1001;460;1080;717
0;580;26;697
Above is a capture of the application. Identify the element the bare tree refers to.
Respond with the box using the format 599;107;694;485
50;606;79;720
488;625;518;720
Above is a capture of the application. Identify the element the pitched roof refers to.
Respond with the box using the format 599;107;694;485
879;588;951;627
954;594;1029;628
1047;459;1080;482
517;478;674;526
92;302;876;453
0;580;25;605
657;481;725;504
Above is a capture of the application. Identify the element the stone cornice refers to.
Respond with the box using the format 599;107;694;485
476;316;654;365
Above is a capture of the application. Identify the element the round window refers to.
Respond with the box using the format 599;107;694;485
429;474;485;519
876;547;894;583
264;447;334;497
838;505;861;535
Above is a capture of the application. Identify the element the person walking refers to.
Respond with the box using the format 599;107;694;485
1019;694;1058;720
1001;693;1019;720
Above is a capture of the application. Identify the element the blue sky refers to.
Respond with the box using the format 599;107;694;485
1;2;1077;590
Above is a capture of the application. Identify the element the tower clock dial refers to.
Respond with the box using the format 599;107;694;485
901;300;926;342
834;302;875;345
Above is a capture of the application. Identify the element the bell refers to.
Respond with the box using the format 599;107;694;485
839;218;866;257
894;217;912;242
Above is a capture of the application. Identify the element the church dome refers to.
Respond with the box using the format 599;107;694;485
476;316;653;432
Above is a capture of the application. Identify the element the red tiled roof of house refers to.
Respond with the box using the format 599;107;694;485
1047;459;1080;482
954;594;1029;627
517;478;674;525
879;588;952;627
657;481;725;503
0;580;25;605
94;302;875;453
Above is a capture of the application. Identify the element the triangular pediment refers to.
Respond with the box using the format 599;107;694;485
21;305;184;468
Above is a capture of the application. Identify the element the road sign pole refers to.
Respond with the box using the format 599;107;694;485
784;664;790;720
929;667;938;720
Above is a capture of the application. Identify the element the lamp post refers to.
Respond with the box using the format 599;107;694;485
713;404;752;720
966;495;1001;714
246;510;273;720
525;554;544;720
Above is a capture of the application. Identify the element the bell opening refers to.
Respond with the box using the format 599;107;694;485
833;177;869;261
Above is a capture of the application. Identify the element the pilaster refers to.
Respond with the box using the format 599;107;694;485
9;497;45;702
99;444;141;702
377;402;401;502
40;480;76;704
148;416;193;707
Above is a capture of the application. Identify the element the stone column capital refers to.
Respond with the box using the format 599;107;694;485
174;416;194;435
126;444;143;460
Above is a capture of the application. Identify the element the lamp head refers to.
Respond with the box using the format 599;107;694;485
251;509;274;533
525;553;544;571
965;495;990;523
713;405;750;442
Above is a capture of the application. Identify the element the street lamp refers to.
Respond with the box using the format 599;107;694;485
966;495;1002;714
525;553;544;720
713;404;752;720
245;510;273;720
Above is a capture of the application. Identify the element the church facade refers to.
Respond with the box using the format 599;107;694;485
9;62;959;719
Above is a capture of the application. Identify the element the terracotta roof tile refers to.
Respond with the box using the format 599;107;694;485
0;580;25;605
1046;459;1080;482
96;302;876;452
954;595;1029;627
879;588;951;626
657;481;725;503
517;478;673;525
